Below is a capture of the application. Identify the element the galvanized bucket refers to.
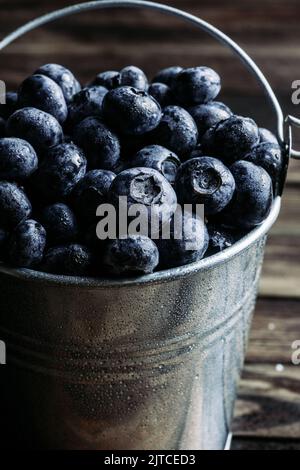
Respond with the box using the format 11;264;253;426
0;0;299;451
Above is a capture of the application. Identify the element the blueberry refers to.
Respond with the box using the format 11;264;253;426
103;235;159;275
156;211;208;269
217;161;273;229
40;203;78;245
152;105;198;158
175;156;235;215
33;143;87;200
0;181;32;229
72;169;116;222
201;115;260;164
0;117;5;137
189;101;232;138
41;243;93;276
0;137;38;180
206;224;236;255
0;227;8;257
67;86;108;125
102;86;161;135
89;70;120;89
118;65;148;91
8;219;46;267
0;91;18;119
131;145;180;185
152;66;183;86
73;116;120;170
108;167;177;230
172;67;221;106
259;127;278;145
6;107;63;152
148;82;172;106
18;74;68;124
243;143;283;194
35;63;81;103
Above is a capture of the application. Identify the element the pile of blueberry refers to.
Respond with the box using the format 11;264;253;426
0;64;283;277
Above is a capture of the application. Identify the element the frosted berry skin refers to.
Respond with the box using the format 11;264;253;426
73;116;121;171
243;143;283;194
0;91;18;119
172;67;221;106
0;137;38;180
6;107;63;152
152;106;198;158
102;86;162;136
259;127;278;145
152;66;183;86
103;235;159;275
89;70;120;89
18;74;68;124
118;66;148;91
202;115;260;164
189;101;232;138
8;219;46;267
217;161;273;229
131;145;180;185
156;212;209;269
41;244;93;276
33;143;87;201
71;169;116;222
148;82;172;106
207;224;236;255
67;86;108;125
175;156;235;215
35;63;81;103
40;203;78;245
0;182;32;229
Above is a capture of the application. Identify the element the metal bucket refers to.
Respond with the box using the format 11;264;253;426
0;0;298;451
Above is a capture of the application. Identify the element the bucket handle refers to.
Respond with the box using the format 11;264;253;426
0;0;298;159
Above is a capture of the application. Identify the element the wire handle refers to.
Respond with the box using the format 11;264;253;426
285;115;300;160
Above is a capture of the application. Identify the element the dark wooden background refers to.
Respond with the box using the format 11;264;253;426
0;0;299;450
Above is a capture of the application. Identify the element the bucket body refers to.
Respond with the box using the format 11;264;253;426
0;235;266;450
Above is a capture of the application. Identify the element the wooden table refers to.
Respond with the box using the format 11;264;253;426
0;0;299;450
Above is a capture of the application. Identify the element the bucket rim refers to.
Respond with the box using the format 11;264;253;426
0;197;281;288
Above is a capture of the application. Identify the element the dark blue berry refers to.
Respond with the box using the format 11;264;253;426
40;203;78;245
0;91;18;119
89;70;120;89
152;105;198;158
0;117;5;137
217;161;273;229
118;65;148;91
243;143;283;194
108;167;177;229
35;63;81;103
156;212;208;269
41;243;93;276
206;224;236;255
172;67;221;106
72;169;116;222
148;82;172;106
189;101;232;138
0;227;8;256
259;127;278;145
0;137;38;180
0;181;31;229
33;143;87;200
8;219;46;267
202;115;260;164
73;116;121;170
152;66;183;86
18;74;68;124
6;107;63;152
103;235;159;275
131;145;180;185
102;86;161;135
175;156;235;215
67;86;108;125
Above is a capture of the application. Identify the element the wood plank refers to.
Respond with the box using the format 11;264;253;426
232;364;300;438
231;436;300;450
